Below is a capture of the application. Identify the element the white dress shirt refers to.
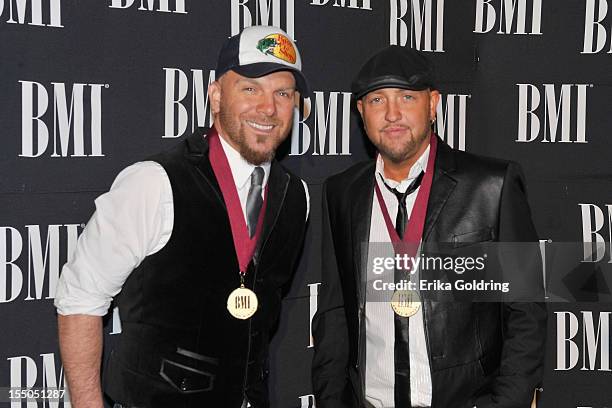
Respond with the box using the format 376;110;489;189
365;144;433;408
54;135;310;316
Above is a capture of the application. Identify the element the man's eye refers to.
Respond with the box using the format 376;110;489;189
403;94;414;100
243;87;256;93
369;97;382;104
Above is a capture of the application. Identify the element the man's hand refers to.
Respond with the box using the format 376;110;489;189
57;314;104;408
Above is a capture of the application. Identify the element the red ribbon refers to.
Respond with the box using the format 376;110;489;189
208;128;268;274
374;134;438;265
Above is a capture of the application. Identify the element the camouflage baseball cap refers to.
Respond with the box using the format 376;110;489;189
216;25;310;96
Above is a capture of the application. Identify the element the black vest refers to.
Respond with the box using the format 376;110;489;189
103;128;308;408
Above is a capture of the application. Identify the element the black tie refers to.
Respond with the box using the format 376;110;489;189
381;171;424;239
381;171;424;408
246;167;264;238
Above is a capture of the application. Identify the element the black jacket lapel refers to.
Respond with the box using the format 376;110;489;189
423;137;458;241
350;161;376;303
255;160;290;256
186;127;226;210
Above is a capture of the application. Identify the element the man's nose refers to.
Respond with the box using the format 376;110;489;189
257;92;276;116
385;99;401;122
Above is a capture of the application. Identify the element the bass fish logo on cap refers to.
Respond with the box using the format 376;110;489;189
256;34;297;64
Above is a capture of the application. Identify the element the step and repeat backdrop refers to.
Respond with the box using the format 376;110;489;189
1;1;612;407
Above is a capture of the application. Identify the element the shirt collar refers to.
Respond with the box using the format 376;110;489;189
375;143;430;192
218;134;271;190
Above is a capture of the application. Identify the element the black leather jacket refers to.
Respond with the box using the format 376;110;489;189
312;137;546;408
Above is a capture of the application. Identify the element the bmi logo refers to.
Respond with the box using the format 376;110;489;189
435;93;469;151
163;68;215;138
7;352;71;407
299;394;316;407
389;0;445;52
19;81;106;157
109;0;187;13
582;0;612;54
309;0;371;10
0;0;63;28
110;306;123;335
555;311;611;371
290;92;351;156
474;0;543;35
307;283;321;348
0;224;81;303
231;0;295;40
580;203;612;263
516;84;589;144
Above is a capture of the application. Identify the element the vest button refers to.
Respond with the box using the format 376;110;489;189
180;378;189;391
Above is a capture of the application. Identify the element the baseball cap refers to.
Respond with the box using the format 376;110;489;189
351;45;436;100
216;25;310;96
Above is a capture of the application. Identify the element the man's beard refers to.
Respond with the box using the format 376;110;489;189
218;109;279;165
375;126;430;164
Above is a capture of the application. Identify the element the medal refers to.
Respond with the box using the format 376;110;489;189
374;134;438;319
227;284;259;320
208;129;268;321
391;289;421;317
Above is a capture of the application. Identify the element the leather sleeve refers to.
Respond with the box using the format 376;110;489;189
476;162;547;408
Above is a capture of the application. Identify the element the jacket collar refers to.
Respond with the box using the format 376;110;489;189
423;136;458;241
350;161;376;303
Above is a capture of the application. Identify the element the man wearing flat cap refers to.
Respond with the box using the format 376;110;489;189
55;25;310;408
312;46;546;407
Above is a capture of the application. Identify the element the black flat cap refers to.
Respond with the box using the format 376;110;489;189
351;45;436;99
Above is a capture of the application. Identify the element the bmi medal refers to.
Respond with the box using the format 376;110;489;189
227;282;259;320
391;289;420;317
208;130;268;321
373;135;439;319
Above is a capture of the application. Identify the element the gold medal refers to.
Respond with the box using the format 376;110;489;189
391;289;420;317
227;284;259;320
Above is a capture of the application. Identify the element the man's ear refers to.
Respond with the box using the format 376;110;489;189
429;89;440;120
208;80;222;115
356;99;364;117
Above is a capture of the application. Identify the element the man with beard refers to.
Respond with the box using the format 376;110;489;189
311;46;546;407
55;26;310;408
